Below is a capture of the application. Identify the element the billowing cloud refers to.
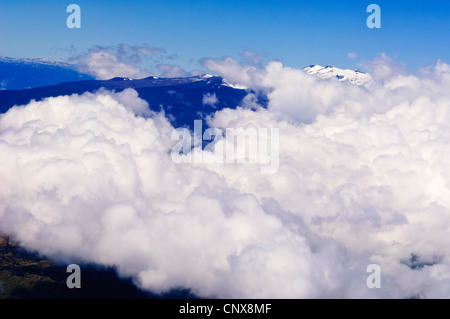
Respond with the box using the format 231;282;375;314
201;56;266;89
359;52;406;82
73;50;151;80
203;56;368;123
1;55;450;298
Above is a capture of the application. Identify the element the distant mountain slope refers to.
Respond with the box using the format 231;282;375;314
0;60;373;129
0;57;94;90
0;74;252;129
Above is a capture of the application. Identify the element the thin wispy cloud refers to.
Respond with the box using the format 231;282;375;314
348;52;358;59
69;44;165;80
156;63;188;78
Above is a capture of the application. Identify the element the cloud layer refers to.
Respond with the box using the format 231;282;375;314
1;56;450;298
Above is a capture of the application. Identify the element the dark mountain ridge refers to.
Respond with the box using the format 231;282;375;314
0;74;260;129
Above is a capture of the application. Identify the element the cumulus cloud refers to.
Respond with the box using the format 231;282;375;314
1;54;450;298
201;56;266;89
72;50;151;80
359;52;406;82
70;44;165;80
203;56;368;123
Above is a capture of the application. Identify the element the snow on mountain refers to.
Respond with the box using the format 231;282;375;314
303;65;373;87
0;56;93;90
0;56;73;68
222;79;248;90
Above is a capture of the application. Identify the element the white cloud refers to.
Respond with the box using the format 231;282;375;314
73;50;151;80
153;63;205;78
202;92;218;107
1;55;450;298
359;52;406;82
348;52;358;59
70;44;165;80
201;56;266;89
156;63;188;78
240;50;263;66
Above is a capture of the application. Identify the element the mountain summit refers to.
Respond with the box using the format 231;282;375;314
303;65;373;87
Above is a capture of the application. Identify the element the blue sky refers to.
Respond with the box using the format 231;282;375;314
0;0;449;73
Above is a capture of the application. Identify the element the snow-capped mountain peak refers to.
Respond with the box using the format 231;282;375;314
303;64;373;87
